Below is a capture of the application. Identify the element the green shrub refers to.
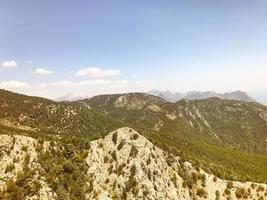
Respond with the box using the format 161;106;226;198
111;151;117;162
5;180;23;200
131;133;139;140
130;164;137;176
117;140;125;150
21;145;28;151
5;163;15;173
63;162;75;173
224;188;231;195
112;131;118;144
196;188;207;197
235;187;246;198
227;181;234;189
215;190;220;200
129;145;138;158
104;155;109;163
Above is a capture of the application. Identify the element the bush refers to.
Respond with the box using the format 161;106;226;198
224;188;231;195
130;164;137;176
5;163;15;173
256;185;264;192
215;190;220;200
129;145;138;158
235;187;246;198
196;188;207;197
131;133;139;140
112;131;118;144
117;163;126;175
117;140;125;151
5;180;23;200
227;181;234;189
104;155;109;163
23;153;30;170
111;151;117;162
63;162;75;173
21;145;28;151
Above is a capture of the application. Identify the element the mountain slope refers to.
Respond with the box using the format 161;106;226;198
76;93;267;182
0;89;123;136
1;127;267;200
1;89;267;184
76;93;267;153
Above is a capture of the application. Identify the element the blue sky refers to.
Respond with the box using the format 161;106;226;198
0;0;267;103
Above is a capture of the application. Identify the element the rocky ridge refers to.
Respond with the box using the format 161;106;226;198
85;127;267;200
1;128;267;199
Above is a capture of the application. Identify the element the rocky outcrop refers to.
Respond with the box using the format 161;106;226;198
1;128;267;200
85;127;267;200
0;134;56;200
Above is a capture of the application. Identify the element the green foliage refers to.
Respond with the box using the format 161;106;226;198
129;145;138;158
235;187;246;198
111;150;117;162
215;190;220;200
196;188;207;197
76;93;267;182
112;131;118;145
224;188;231;195
37;135;91;200
2;169;41;199
227;181;234;189
131;133;139;140
1;89;267;185
117;140;125;150
0;89;123;136
21;145;28;151
5;163;15;173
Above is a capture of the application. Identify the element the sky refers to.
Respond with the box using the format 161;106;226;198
0;0;267;103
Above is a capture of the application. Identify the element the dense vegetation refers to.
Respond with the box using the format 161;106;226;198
76;93;267;182
0;89;267;183
0;124;97;200
0;89;123;135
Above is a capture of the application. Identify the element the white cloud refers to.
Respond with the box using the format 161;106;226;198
34;68;54;75
49;79;111;88
0;81;29;89
1;60;18;68
74;67;120;77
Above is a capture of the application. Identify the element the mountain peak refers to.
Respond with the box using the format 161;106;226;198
86;127;189;199
86;127;267;199
148;90;255;103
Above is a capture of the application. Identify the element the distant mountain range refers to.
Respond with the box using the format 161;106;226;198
55;93;91;102
57;90;256;103
148;90;256;103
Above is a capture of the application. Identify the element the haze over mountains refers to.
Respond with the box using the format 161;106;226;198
57;90;256;104
148;90;256;103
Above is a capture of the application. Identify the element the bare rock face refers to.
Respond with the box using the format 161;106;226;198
86;127;189;200
0;135;56;200
1;128;267;200
114;93;164;112
85;128;267;200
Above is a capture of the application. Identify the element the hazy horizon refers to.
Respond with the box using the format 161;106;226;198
1;1;267;104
